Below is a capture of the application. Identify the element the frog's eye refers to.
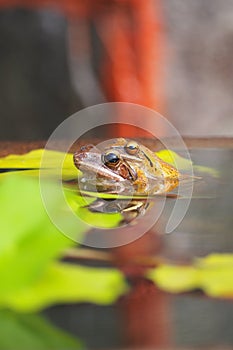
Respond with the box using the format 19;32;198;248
102;151;120;167
125;141;139;155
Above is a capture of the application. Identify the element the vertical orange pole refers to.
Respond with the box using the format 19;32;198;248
96;0;165;138
114;231;172;348
121;284;172;347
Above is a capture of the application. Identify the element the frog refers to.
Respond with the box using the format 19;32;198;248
73;138;179;196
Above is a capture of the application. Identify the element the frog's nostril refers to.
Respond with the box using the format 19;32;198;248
73;152;85;168
80;144;94;152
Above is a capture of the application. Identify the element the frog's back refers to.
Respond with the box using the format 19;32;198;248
137;144;180;194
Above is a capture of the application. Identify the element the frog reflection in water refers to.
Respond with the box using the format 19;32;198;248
73;138;179;222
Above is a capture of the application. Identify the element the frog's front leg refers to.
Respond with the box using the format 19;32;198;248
121;199;150;224
85;198;150;225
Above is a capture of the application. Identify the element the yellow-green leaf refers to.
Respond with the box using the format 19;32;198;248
64;189;123;229
0;149;79;180
3;263;128;312
0;174;127;311
0;149;72;169
0;174;87;297
147;265;199;293
147;253;233;298
156;149;219;177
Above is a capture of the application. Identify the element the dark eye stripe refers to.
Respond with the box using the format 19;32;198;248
141;151;153;167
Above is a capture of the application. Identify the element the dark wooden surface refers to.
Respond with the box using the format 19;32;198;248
0;137;233;157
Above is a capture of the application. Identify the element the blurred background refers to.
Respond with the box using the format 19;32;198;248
0;3;233;349
0;0;233;140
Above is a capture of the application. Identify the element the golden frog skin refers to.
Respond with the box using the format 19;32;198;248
73;138;179;196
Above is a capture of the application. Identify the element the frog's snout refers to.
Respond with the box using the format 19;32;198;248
73;151;84;169
73;144;95;169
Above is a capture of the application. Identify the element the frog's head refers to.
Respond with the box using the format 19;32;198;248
73;139;142;182
73;138;166;194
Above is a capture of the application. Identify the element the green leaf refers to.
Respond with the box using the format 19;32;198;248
0;149;73;169
156;149;192;168
0;174;127;311
2;263;128;312
0;174;87;296
0;149;79;180
197;254;233;297
64;187;123;229
0;310;83;350
147;253;233;298
156;149;219;177
147;265;199;293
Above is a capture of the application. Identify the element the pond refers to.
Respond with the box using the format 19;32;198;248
0;140;232;350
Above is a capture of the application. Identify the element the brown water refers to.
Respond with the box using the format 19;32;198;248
1;145;232;349
161;148;233;260
44;148;233;349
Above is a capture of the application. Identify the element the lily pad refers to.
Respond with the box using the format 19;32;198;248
0;174;127;311
2;263;127;312
0;149;79;180
147;253;233;298
156;149;219;177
